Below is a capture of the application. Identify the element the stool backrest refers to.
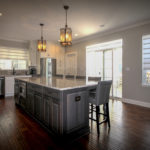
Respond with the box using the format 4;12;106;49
96;80;112;105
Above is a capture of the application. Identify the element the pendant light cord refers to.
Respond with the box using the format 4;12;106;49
65;8;67;27
64;5;69;27
40;23;44;40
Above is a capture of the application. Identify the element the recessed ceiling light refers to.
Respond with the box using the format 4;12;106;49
0;13;2;16
99;24;105;27
74;34;78;37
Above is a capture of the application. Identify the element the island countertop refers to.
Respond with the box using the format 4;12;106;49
15;76;98;91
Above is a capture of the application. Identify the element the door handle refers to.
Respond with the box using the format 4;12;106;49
75;96;81;101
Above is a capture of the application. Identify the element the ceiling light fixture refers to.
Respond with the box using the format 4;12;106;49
37;23;46;52
74;34;78;37
0;13;2;16
60;5;72;47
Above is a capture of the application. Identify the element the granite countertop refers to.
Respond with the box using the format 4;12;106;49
16;76;98;91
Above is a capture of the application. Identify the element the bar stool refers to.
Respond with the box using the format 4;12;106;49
89;80;112;134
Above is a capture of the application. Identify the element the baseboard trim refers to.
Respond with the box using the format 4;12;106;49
122;98;150;108
5;93;14;97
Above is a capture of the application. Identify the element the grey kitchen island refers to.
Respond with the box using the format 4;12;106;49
14;76;97;140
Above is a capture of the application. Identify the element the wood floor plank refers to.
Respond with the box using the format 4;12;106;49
0;97;150;150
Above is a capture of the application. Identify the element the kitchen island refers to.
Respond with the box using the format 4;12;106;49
15;76;97;140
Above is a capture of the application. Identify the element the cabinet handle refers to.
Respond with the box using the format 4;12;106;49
75;96;81;101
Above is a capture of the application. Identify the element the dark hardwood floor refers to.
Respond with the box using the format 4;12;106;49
0;97;150;150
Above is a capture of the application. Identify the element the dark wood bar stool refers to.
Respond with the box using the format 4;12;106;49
89;80;112;134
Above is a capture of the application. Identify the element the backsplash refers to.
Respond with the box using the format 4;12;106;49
0;70;28;75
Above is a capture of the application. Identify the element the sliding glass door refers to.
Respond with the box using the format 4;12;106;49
86;48;122;98
113;48;122;98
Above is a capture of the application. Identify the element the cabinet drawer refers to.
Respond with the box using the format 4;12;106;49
43;88;60;99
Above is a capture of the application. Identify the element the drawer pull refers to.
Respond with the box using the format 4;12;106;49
75;96;81;101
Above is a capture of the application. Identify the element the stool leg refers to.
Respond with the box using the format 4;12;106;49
103;104;106;120
106;103;110;127
96;106;100;134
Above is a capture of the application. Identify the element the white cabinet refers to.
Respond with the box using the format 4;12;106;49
5;75;31;97
5;76;14;97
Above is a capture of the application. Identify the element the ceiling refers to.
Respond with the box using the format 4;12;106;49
0;0;150;43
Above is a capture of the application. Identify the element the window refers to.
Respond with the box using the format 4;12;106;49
13;60;27;70
0;47;29;70
142;35;150;86
0;59;12;70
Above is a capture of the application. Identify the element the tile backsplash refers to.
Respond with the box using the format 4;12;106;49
0;70;28;75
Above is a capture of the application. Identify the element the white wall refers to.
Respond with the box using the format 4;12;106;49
0;39;29;49
28;41;40;74
66;23;150;104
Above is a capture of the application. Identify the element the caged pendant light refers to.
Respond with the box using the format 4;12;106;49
60;5;72;46
37;23;46;52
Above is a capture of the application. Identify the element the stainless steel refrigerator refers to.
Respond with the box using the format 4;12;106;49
40;58;56;77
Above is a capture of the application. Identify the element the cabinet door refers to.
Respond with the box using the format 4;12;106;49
19;96;26;109
27;92;34;115
14;81;19;104
5;77;14;97
66;91;88;131
43;97;51;127
51;99;60;133
34;94;43;121
26;92;30;111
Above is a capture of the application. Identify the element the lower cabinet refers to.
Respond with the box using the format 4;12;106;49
34;93;43;121
43;97;51;127
19;96;26;109
26;86;61;133
51;99;60;133
14;80;19;104
66;91;88;131
27;91;34;115
43;96;61;133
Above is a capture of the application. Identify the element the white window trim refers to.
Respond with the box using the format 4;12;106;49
0;46;29;70
142;34;150;87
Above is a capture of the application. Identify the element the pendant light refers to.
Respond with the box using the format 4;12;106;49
60;5;72;46
37;23;46;52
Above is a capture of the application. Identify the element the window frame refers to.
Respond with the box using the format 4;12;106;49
0;47;29;70
142;34;150;87
0;59;28;70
